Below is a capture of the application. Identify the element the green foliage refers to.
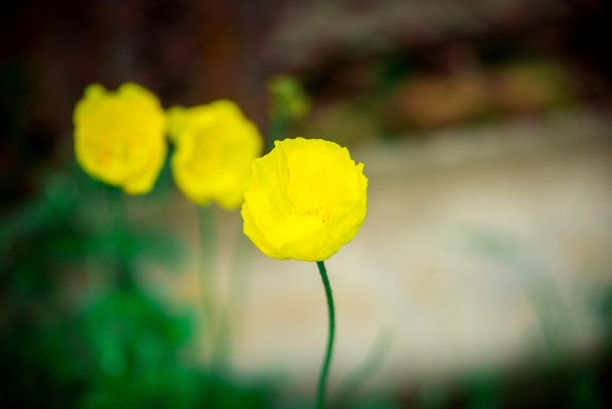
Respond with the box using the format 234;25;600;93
0;165;282;409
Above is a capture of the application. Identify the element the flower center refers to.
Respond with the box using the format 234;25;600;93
293;205;332;224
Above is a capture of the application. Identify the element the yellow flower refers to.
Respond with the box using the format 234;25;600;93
241;138;367;262
73;83;167;194
167;100;263;209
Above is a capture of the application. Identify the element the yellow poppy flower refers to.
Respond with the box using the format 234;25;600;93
73;83;167;194
167;100;263;209
241;138;367;262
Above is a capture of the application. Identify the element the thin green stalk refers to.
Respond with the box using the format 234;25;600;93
104;185;134;289
316;260;335;409
213;217;254;369
265;112;290;153
333;328;393;407
197;205;218;364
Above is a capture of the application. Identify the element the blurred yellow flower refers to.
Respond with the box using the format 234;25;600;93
73;83;167;194
241;138;367;262
167;100;263;209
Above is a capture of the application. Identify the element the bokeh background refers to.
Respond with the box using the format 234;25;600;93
2;0;612;408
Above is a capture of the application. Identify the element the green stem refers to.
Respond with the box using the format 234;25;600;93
197;205;217;364
104;185;134;289
316;260;335;409
265;112;290;153
333;328;393;407
214;217;254;369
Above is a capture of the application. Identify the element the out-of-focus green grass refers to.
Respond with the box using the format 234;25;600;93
0;162;281;409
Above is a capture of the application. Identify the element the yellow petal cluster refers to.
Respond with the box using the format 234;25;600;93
241;138;367;262
73;83;167;194
167;100;263;209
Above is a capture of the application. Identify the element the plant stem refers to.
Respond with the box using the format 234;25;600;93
333;328;393;407
104;185;134;289
215;216;254;368
265;112;290;153
198;205;217;364
316;260;335;409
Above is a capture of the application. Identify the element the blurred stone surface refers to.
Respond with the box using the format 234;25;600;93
146;109;612;391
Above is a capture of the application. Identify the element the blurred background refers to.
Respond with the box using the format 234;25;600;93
2;0;612;408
